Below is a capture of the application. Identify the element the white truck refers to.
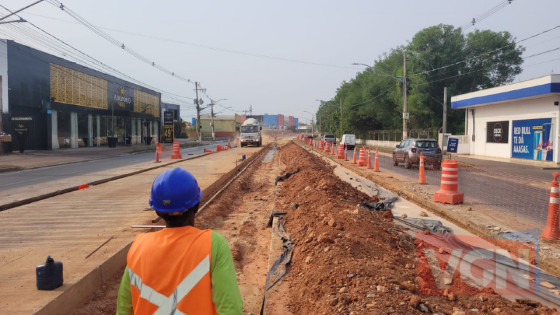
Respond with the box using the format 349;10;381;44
240;118;262;147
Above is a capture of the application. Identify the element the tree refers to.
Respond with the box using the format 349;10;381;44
320;24;525;136
174;118;186;138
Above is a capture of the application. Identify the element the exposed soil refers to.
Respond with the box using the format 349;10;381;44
75;145;278;315
76;141;559;314
264;142;558;315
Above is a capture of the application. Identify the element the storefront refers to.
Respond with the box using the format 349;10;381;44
0;40;160;151
451;74;560;163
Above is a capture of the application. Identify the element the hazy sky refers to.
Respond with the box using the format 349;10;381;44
1;0;559;124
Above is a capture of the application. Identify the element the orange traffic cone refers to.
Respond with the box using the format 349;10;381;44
367;150;372;169
154;142;162;163
373;148;380;172
155;150;160;163
344;146;348;161
357;147;367;166
352;147;357;164
418;152;427;184
331;142;335;155
337;144;345;159
434;160;463;204
543;173;560;240
171;141;182;159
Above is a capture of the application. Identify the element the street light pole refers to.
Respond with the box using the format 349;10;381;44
304;110;314;135
210;100;215;141
209;98;227;141
194;82;205;142
402;52;408;140
352;59;408;139
0;4;39;134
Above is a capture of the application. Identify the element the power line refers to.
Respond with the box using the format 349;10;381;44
409;24;560;78
21;11;356;70
46;0;195;84
0;5;197;110
461;0;514;31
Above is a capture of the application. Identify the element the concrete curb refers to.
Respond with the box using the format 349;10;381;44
35;244;131;315
0;167;20;173
0;154;206;212
32;146;265;314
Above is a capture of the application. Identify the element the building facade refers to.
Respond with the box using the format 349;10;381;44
0;40;161;151
451;74;560;163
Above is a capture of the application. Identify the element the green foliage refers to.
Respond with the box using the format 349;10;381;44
174;118;187;138
315;24;524;137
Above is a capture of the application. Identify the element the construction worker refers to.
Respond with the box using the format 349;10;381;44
116;167;243;314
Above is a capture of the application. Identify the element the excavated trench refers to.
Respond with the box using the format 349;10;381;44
76;142;558;314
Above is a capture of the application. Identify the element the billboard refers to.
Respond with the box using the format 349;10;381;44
486;121;509;143
511;118;554;161
163;111;174;143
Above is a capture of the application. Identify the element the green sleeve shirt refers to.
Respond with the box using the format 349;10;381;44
117;230;243;314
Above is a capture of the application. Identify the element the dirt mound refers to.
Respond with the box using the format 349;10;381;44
269;142;556;314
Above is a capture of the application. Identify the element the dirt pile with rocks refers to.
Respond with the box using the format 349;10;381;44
267;142;557;314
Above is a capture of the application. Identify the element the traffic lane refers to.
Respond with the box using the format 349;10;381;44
0;142;227;191
455;155;558;186
374;153;549;228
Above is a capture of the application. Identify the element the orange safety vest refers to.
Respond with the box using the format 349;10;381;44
127;226;217;315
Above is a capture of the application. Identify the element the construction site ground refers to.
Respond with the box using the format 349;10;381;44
1;136;560;314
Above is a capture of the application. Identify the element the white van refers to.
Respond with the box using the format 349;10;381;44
340;134;356;149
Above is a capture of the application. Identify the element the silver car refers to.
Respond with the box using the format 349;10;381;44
392;138;442;170
323;134;336;143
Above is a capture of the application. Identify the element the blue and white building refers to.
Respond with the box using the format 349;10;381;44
451;74;560;163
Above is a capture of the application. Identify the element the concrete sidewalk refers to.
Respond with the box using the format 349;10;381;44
0;145;259;314
0;144;155;172
0;139;221;172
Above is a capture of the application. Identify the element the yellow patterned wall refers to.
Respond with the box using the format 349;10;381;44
134;90;160;118
50;64;108;109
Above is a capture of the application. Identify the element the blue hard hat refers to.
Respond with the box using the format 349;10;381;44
149;168;202;213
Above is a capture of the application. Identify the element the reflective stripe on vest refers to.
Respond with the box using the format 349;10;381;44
129;255;210;314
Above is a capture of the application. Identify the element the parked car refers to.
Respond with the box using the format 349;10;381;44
393;138;442;170
340;134;356;149
323;134;336;143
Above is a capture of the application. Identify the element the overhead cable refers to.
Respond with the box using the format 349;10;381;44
0;5;197;108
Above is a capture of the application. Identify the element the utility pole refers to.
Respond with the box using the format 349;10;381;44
402;52;408;140
210;100;215;141
443;87;447;135
339;98;343;134
194;82;205;142
311;117;314;134
0;76;3;133
442;87;448;149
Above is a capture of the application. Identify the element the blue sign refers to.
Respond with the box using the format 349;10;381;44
447;138;458;153
512;118;554;161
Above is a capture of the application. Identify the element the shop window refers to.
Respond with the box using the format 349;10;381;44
57;111;71;148
98;115;108;146
78;113;89;147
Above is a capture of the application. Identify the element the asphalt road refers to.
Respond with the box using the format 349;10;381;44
0;142;227;192
345;149;556;229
